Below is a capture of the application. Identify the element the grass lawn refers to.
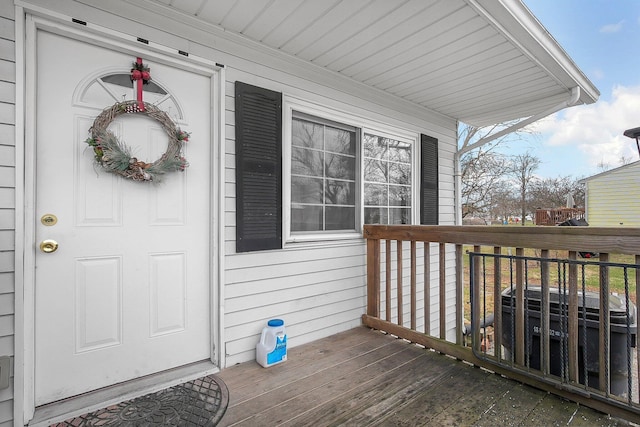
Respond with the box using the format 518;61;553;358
462;245;638;321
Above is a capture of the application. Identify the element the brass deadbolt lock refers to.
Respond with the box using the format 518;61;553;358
41;214;58;226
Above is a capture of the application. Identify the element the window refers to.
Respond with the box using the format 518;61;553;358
236;83;438;251
291;114;358;232
287;107;419;240
363;133;412;225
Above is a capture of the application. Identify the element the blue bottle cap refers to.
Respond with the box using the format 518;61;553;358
268;319;284;327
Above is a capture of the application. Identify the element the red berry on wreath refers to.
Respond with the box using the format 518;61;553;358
141;71;150;81
131;70;142;80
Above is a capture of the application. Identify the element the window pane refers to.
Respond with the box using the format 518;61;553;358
291;176;322;203
292;147;323;176
292;119;323;149
364;184;387;206
326;126;356;155
326;207;355;230
389;185;411;206
291;205;323;231
390;208;411;224
389;162;411;184
326;153;355;180
325;180;355;205
388;140;411;163
364;134;387;159
364;159;386;183
364;207;388;224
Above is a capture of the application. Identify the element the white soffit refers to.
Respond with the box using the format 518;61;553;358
134;0;600;126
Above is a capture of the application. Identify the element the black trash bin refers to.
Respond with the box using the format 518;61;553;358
501;286;637;395
558;218;598;258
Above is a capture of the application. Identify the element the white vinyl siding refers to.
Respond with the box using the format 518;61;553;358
224;68;458;365
584;161;640;227
0;0;14;424
14;2;459;408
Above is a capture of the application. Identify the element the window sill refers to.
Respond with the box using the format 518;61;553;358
284;232;364;249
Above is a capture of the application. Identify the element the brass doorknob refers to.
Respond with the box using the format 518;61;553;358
40;239;59;253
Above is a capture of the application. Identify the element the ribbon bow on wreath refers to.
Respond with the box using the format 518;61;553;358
85;58;190;182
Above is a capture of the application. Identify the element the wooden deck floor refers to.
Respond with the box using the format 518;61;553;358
217;326;633;426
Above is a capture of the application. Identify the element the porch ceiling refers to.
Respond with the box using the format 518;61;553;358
148;0;599;127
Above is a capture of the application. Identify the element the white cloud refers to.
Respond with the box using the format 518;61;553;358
529;85;640;168
600;20;625;33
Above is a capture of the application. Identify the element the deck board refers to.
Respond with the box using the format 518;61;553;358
217;327;633;426
425;371;516;426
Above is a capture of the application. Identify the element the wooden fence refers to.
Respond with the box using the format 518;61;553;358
535;208;585;225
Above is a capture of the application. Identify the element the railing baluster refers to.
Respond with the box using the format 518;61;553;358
366;238;380;318
599;252;610;394
525;257;530;368
440;242;446;340
516;247;525;366
568;251;579;383
456;244;463;346
385;240;391;322
559;261;566;382
411;240;417;330
540;249;550;375
636;254;640;402
397;240;403;327
424;242;431;335
472;246;481;354
493;246;502;360
624;266;632;403
581;264;588;389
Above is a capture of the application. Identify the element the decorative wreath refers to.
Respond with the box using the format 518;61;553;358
85;100;190;182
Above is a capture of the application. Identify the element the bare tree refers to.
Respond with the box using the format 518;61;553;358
488;182;518;222
460;151;507;218
528;176;585;209
458;121;537;153
458;122;538;220
507;152;540;225
619;155;634;166
596;159;611;173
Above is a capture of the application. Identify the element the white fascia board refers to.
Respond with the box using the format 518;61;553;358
467;0;599;106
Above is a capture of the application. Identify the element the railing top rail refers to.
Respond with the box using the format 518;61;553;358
362;225;640;254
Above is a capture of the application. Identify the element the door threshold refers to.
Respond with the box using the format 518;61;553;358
29;360;219;426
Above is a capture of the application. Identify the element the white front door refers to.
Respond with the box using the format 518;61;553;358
34;30;213;405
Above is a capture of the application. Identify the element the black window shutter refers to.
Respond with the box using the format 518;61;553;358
235;82;283;252
420;134;439;225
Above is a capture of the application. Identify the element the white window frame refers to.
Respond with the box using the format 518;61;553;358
283;96;419;244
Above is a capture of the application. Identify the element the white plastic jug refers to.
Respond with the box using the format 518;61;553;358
256;319;287;367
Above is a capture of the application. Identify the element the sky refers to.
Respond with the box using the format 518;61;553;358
498;0;640;179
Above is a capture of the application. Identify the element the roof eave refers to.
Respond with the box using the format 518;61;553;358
467;0;599;106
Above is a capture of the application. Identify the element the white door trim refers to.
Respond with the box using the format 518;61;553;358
15;11;226;425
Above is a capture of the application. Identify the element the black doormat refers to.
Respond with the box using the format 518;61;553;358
51;374;229;426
